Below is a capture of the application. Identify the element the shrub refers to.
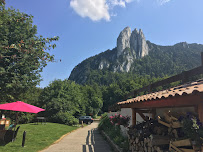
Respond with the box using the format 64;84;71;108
18;113;36;124
98;113;113;131
51;111;78;126
98;113;129;151
180;113;203;148
109;114;130;127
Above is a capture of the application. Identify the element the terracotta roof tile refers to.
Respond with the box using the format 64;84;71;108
118;79;203;105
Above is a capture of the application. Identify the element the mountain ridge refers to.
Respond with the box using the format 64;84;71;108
69;27;203;85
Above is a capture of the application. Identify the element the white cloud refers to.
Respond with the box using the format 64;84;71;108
109;0;133;7
70;0;110;21
157;0;171;5
70;0;171;22
110;0;126;7
70;0;133;21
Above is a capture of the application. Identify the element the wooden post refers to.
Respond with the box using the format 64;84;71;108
22;131;26;147
201;52;203;66
152;109;156;119
132;108;136;126
198;103;203;123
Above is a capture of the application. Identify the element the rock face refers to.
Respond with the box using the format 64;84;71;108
117;27;149;59
132;29;149;58
107;27;149;72
69;27;150;82
117;27;131;57
74;27;149;74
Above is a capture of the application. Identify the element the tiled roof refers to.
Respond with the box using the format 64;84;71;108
118;79;203;105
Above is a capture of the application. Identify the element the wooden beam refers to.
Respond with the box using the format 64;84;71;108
120;93;202;109
134;109;153;113
152;109;156;119
198;103;203;123
132;108;136;126
125;65;203;99
137;111;147;121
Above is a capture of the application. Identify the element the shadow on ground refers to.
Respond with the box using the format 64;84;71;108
82;128;112;152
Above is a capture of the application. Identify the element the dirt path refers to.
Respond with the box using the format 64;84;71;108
41;122;112;152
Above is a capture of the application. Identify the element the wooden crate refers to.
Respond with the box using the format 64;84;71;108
172;139;192;147
169;141;195;152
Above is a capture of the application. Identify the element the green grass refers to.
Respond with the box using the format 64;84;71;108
95;116;101;119
0;122;78;152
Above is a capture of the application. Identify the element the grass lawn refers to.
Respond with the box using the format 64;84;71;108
95;116;101;119
0;122;79;152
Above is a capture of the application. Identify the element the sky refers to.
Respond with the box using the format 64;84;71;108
6;0;203;88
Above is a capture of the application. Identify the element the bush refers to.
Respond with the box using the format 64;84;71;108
51;111;78;126
98;113;129;151
180;113;203;148
98;113;113;131
109;114;130;127
18;113;36;124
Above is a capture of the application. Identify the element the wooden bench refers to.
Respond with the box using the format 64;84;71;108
36;117;46;124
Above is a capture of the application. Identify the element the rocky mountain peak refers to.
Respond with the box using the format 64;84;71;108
117;27;131;57
117;27;149;59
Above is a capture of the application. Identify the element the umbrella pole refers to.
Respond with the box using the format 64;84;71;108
15;112;19;125
12;112;19;142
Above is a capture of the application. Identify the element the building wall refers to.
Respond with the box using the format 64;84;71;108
107;112;118;117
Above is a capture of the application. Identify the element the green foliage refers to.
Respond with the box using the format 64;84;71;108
0;3;58;103
39;80;84;119
39;79;103;125
98;113;113;131
100;73;165;111
81;84;103;116
18;112;36;124
109;114;130;127
98;113;129;151
52;111;79;126
181;113;203;147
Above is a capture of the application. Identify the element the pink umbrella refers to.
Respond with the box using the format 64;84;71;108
0;101;45;113
0;101;45;125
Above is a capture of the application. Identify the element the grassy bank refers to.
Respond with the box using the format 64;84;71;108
0;122;78;152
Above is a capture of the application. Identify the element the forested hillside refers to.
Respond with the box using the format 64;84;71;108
69;41;203;85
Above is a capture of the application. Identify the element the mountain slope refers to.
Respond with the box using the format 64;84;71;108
69;27;203;85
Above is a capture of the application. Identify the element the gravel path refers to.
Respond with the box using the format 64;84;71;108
41;122;112;152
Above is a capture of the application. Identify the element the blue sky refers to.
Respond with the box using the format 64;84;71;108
6;0;203;88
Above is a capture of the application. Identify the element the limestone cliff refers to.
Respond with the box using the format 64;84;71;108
97;27;149;72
